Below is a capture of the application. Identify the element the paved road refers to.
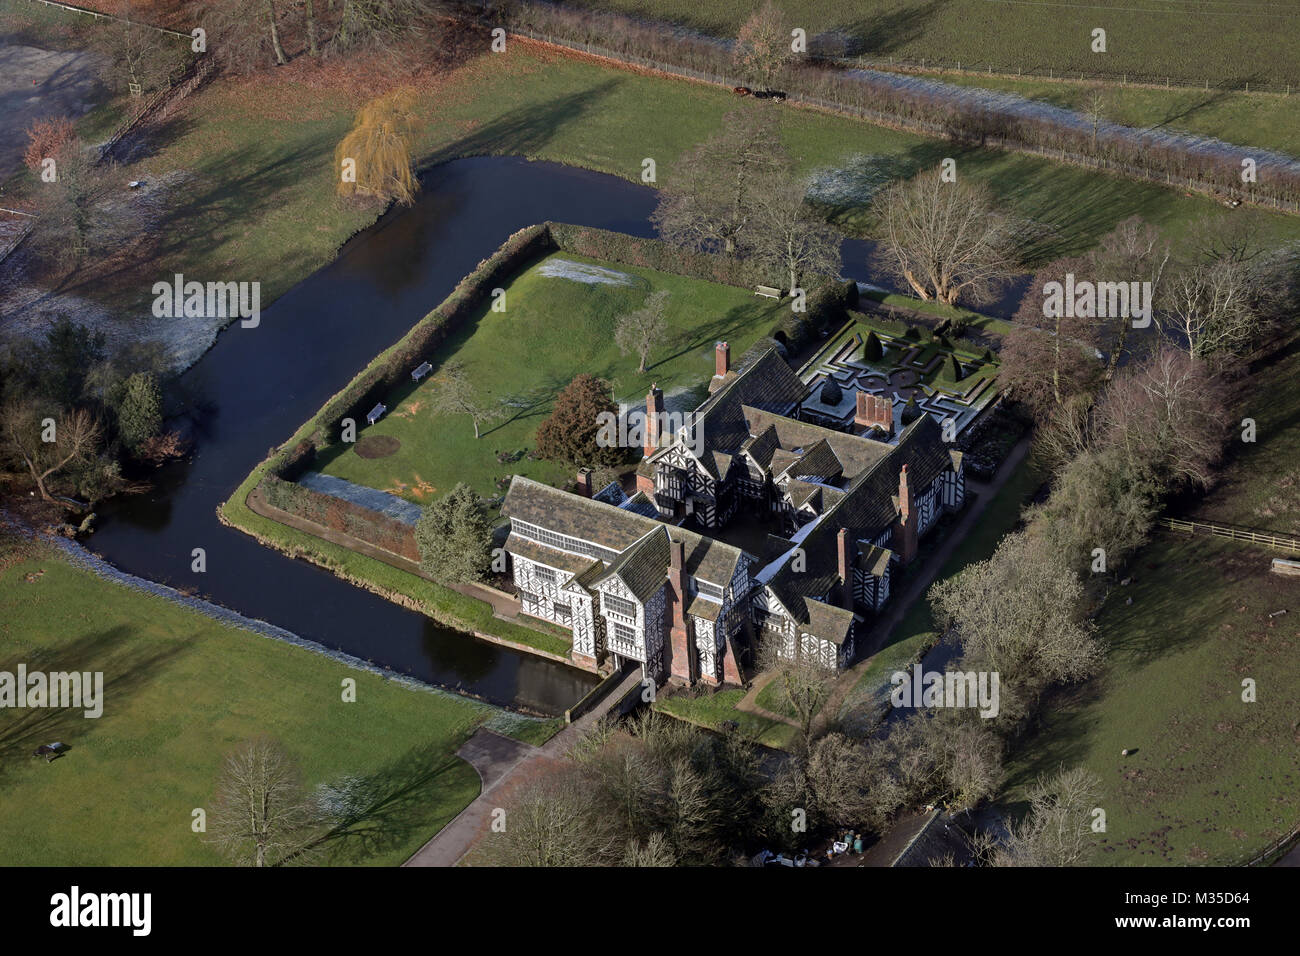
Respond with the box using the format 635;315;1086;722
404;667;644;866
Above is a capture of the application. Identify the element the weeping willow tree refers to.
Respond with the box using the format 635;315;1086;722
334;89;419;205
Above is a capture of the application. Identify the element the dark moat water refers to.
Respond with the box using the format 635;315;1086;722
87;156;1025;714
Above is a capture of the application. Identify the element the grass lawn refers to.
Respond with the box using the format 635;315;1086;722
568;0;1300;89
653;687;798;750
0;549;494;866
859;289;1016;339
936;73;1300;161
10;19;1298;327
1000;340;1300;865
314;250;785;505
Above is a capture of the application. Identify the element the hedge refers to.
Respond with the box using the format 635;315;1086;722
259;475;419;562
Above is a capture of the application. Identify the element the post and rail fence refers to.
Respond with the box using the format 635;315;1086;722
1159;517;1300;556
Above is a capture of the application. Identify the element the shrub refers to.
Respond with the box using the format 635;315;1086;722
23;116;76;172
864;331;883;361
819;378;842;406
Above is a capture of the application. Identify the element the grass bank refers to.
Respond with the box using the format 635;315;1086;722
0;548;490;866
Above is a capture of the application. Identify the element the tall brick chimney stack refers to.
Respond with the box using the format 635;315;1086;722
576;468;593;497
855;392;894;436
836;527;855;611
715;341;730;378
643;384;664;459
894;464;919;563
666;536;694;684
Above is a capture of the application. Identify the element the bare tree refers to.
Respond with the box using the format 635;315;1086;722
429;360;501;438
332;0;441;58
1001;260;1102;418
614;290;670;373
29;141;111;273
929;532;1100;729
873;173;1021;306
1098;345;1229;489
733;0;794;91
1163;256;1266;359
202;0;292;71
207;737;325;867
1087;217;1170;380
752;177;842;294
479;766;623;867
2;403;102;503
1083;85;1108;150
758;630;837;745
652;103;786;256
622;831;677;866
995;766;1101;867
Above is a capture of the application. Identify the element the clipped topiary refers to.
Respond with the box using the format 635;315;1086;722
820;378;843;406
901;394;921;425
864;331;883;362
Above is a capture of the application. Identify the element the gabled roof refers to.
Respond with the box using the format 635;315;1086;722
741;406;892;481
503;477;747;588
804;598;856;647
678;347;811;478
600;527;670;602
858;544;893;577
780;438;844;484
763;415;954;629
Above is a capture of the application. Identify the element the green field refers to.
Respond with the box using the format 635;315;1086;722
568;0;1300;89
1001;340;1300;865
0;550;495;866
314;250;785;505
937;73;1300;160
653;687;798;749
11;8;1299;330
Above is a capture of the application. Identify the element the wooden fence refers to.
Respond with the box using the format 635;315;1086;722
508;28;1300;216
1159;517;1300;555
98;55;214;164
23;0;191;39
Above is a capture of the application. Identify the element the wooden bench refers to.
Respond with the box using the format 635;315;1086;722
366;403;387;425
755;285;781;299
411;361;432;382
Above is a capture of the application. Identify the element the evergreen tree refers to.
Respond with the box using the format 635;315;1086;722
415;483;493;585
535;374;624;468
115;371;162;453
864;331;883;361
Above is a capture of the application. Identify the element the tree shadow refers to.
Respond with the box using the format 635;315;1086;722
302;739;478;864
421;81;622;170
839;2;951;57
0;625;189;788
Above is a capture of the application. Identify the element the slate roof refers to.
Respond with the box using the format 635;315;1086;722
780;438;844;483
504;533;598;575
858;545;893;578
600;527;671;602
804;598;856;648
763;415;954;629
503;477;746;589
675;347;811;478
741;406;893;481
687;596;724;622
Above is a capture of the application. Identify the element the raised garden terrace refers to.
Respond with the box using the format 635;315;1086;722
798;317;1001;438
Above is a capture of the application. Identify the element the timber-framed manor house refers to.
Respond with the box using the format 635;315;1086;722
502;341;968;686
